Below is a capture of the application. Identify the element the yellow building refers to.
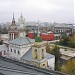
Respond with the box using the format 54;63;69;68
31;36;48;68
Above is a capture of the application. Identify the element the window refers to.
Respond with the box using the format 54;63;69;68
35;49;37;59
42;49;44;58
43;64;46;68
18;51;20;54
11;49;12;52
43;64;45;66
14;50;16;53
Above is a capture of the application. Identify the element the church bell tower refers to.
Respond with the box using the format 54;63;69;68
8;13;19;40
31;21;47;68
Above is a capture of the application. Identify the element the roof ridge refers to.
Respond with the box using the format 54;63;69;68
26;37;31;43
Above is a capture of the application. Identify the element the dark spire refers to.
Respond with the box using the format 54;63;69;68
12;13;15;21
12;13;15;24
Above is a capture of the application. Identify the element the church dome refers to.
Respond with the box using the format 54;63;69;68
35;36;42;42
18;24;25;31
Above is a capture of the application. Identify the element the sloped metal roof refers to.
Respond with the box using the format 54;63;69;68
0;57;67;75
21;48;55;61
9;37;35;45
0;44;8;51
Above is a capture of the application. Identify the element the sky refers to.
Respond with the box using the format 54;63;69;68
0;0;74;23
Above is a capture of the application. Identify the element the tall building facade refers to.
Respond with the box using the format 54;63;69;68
18;13;25;24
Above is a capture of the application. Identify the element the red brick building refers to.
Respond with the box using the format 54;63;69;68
28;31;54;41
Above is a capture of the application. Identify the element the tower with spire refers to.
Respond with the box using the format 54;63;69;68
31;21;48;68
8;13;19;40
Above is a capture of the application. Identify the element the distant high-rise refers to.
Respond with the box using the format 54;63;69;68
18;13;25;24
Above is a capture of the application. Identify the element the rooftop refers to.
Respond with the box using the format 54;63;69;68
21;48;55;61
0;44;8;51
0;56;67;75
60;49;75;57
9;37;35;45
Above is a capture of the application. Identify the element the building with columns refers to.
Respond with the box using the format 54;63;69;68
8;13;19;40
31;36;48;68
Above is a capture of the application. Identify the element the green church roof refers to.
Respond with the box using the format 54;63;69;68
35;36;42;42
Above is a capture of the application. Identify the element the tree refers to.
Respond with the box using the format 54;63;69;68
2;27;8;34
51;45;61;61
0;25;2;34
0;26;8;34
61;58;75;75
59;34;75;48
61;32;67;39
46;42;51;53
51;45;62;71
68;34;75;48
59;37;69;46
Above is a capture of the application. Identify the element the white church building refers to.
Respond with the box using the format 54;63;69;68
0;14;55;70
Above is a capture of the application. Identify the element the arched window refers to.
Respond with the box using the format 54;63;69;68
42;49;44;59
18;51;20;54
11;49;12;52
35;49;37;59
43;64;46;68
14;50;16;53
43;64;45;66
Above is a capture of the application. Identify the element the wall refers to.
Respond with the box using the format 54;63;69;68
19;32;26;38
20;45;31;57
9;43;32;60
9;44;21;60
47;57;55;70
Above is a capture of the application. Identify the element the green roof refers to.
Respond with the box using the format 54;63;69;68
35;36;42;42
